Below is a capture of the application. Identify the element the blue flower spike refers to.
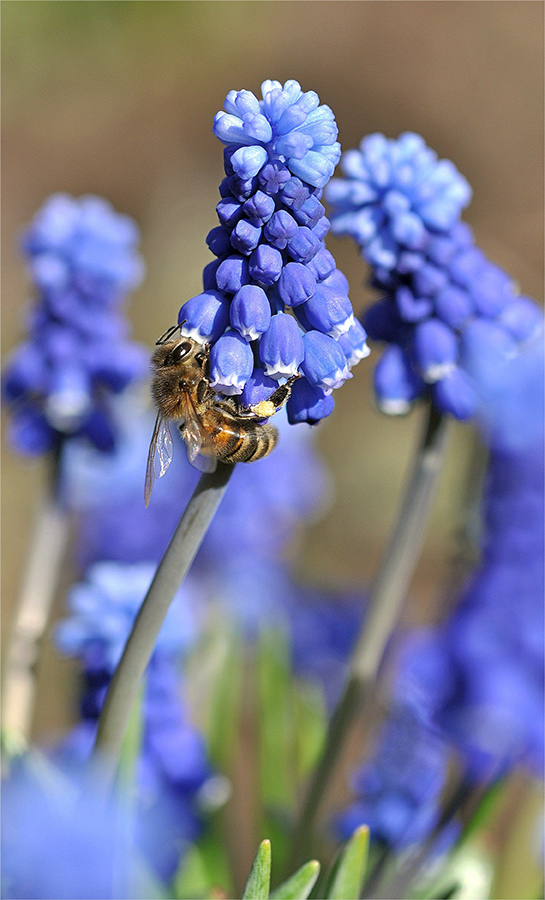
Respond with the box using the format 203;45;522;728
2;194;147;456
326;132;543;421
177;80;368;427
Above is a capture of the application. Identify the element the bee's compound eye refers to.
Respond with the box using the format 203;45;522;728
169;341;193;364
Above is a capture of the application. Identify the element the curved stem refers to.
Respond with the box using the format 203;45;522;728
291;405;451;862
2;453;68;749
92;463;234;787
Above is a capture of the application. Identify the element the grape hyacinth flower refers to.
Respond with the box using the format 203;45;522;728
396;336;544;781
1;755;146;900
177;80;370;426
2;194;147;455
54;561;212;884
337;705;449;851
326;132;543;420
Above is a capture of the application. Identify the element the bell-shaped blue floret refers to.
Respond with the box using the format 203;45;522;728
178;290;231;343
287;226;322;264
8;404;55;456
278;262;317;307
286;377;335;424
248;245;283;286
338;321;371;368
300;331;351;391
230;285;272;341
259;312;305;379
413;318;458;383
305;248;336;283
499;296;544;344
303;284;355;339
209;331;254;395
263;210;299;249
432;367;478;420
240;368;278;409
374;345;425;415
230;219;262;255
45;366;92;431
206;225;232;257
242;191;275;225
215;255;250;293
216;197;243;229
434;285;474;330
395;286;433;323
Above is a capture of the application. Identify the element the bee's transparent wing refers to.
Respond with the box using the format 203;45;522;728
180;391;217;474
145;414;175;506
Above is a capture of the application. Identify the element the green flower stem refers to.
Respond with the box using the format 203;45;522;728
2;453;68;749
291;404;451;862
92;463;234;787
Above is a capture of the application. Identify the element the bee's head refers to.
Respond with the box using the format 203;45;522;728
151;336;208;415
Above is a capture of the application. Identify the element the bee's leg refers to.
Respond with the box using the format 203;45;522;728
266;374;300;411
246;373;301;419
199;343;211;376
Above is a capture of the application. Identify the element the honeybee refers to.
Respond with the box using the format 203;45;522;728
145;324;298;505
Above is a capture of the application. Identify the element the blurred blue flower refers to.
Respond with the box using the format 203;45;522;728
176;80;369;426
327;132;471;274
396;341;544;781
55;560;198;670
326;133;543;421
1;755;145;900
288;586;363;708
54;561;212;884
2;194;147;455
337;706;449;850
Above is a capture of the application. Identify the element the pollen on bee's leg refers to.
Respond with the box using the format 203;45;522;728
250;399;277;419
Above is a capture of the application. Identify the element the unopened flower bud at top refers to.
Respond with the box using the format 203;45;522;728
172;80;371;429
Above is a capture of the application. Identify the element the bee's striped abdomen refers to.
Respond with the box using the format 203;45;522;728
206;412;278;464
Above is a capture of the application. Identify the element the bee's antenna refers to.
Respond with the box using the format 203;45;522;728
156;322;185;345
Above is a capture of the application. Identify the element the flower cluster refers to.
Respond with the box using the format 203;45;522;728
396;341;544;781
2;194;147;455
337;705;449;850
177;80;370;426
326;133;543;420
54;561;212;883
1;756;145;900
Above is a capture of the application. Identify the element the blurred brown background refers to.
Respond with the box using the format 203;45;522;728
2;2;543;734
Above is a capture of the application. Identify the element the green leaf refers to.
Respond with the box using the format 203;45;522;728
173;828;233;899
258;628;296;810
327;826;370;900
270;860;320;899
187;618;243;771
293;679;327;781
242;840;272;900
458;778;505;847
